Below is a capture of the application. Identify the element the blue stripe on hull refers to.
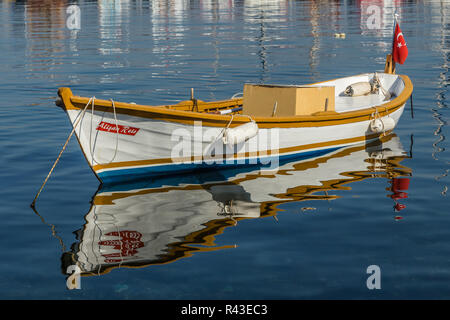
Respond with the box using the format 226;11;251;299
98;146;342;185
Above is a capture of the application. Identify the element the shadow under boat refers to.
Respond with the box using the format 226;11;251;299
61;133;412;277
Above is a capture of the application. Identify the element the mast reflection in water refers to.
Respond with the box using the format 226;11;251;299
60;133;412;277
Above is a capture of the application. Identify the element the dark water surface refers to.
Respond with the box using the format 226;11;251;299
0;0;448;299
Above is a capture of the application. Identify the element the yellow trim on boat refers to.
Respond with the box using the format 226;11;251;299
91;131;386;172
93;133;405;206
57;74;413;128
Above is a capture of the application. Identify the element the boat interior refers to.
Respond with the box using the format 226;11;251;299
316;73;404;113
163;72;405;116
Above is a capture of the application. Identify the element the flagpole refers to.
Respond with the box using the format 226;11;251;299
385;11;398;74
392;12;399;52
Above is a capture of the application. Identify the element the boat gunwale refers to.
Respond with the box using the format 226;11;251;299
58;74;413;127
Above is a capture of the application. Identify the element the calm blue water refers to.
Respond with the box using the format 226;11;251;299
0;0;448;299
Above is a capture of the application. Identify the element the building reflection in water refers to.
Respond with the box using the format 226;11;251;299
97;0;132;86
242;0;289;82
17;0;415;85
53;134;412;277
1;1;13;50
429;0;449;195
200;0;235;22
151;0;188;54
23;0;67;76
98;0;130;56
307;0;320;77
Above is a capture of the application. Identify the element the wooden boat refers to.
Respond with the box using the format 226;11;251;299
59;133;411;276
57;71;413;184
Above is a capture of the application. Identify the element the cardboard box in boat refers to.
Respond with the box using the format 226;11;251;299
243;84;335;117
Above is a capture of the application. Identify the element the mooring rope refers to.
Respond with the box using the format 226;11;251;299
89;98;119;165
108;99;120;164
216;114;256;146
89;96;98;164
31;97;94;207
372;72;391;100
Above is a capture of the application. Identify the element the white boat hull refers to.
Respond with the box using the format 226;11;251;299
68;104;405;183
58;72;411;184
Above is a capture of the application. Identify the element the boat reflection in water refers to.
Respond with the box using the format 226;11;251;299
61;133;411;277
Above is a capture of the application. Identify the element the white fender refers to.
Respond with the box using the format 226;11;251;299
370;116;396;133
369;149;397;160
223;121;259;145
219;201;261;218
344;82;372;96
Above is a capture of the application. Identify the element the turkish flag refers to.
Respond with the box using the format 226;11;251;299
392;23;408;64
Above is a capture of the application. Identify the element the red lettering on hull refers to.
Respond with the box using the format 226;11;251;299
97;122;140;136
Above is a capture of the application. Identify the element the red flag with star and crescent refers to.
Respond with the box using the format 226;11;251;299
392;22;408;64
